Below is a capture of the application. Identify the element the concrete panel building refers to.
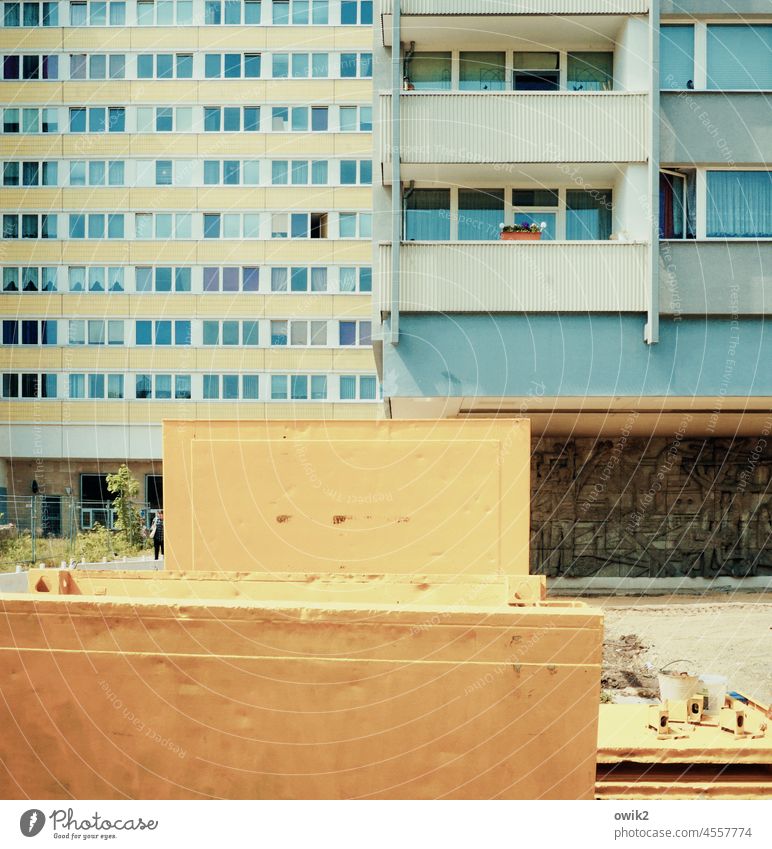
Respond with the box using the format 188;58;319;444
0;0;380;531
373;1;772;577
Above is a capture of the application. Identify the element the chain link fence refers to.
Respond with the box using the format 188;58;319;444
0;494;158;568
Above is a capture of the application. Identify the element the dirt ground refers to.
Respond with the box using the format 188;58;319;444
593;594;772;705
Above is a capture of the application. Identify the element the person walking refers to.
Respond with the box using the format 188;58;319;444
150;509;165;562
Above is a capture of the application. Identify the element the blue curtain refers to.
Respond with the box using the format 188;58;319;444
566;190;613;240
405;189;450;240
707;171;772;237
660;25;694;90
458;189;504;240
707;25;772;90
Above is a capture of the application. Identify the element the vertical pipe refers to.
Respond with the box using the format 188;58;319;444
646;0;660;344
389;2;401;345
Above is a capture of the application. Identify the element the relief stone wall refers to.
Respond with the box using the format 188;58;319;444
531;436;772;578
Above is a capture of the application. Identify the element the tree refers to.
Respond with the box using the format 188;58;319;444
106;465;143;549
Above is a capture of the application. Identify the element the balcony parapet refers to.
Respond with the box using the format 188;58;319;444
381;1;649;14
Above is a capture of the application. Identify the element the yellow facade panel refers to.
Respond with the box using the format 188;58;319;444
129;189;199;210
0;349;63;370
0;189;61;211
333;135;374;155
194;349;266;370
3;402;64;422
196;188;267;209
129;81;201;104
126;349;197;370
62;29;130;50
329;242;374;262
128;242;199;264
262;187;338;209
332;187;372;209
333;81;373;100
264;134;336;155
332;402;383;420
195;296;267;317
264;80;336;103
264;295;335;317
59;295;128;317
332;349;379;370
129;402;187;424
195;136;266;156
61;189;131;209
0;294;63;319
195;27;266;50
127;27;200;50
197;81;267;103
62;82;132;103
262;241;337;263
63;402;132;423
262;349;335;370
0;83;61;105
63;348;131;369
331;296;373;318
263;27;337;49
332;29;377;50
62;136;133;157
194;242;266;264
0;31;62;50
1;243;63;263
61;243;130;263
0;138;63;158
128;294;199;317
129;135;199;156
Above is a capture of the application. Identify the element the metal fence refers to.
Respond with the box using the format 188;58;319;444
0;494;158;567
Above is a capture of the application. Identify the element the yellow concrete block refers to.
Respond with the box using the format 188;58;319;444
195;295;267;317
264;134;336;156
0;189;61;211
0;83;57;104
0;349;63;369
195;135;265;157
63;136;133;157
0;137;63;159
61;243;130;264
1;402;64;422
129;242;198;265
263;187;337;209
332;349;379;369
129;189;198;210
2;243;63;264
64;348;130;369
196;187;266;210
129;135;199;156
128;27;199;50
129;81;200;103
194;349;265;370
61;189;130;209
163;419;531;576
62;82;132;103
63;29;129;50
0;591;601;799
261;349;335;370
198;81;267;103
0;294;62;318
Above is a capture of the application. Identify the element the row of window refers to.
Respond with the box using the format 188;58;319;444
1;51;372;80
1;371;380;401
1;265;373;293
1;211;373;240
2;318;373;347
661;24;772;91
1;158;373;186
1;104;372;134
1;1;372;27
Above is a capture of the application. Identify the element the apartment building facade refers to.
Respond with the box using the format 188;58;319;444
373;1;772;577
0;0;379;532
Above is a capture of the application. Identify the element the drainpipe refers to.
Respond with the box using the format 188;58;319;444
645;0;660;344
389;2;401;345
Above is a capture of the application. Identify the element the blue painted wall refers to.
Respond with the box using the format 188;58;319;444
384;315;771;398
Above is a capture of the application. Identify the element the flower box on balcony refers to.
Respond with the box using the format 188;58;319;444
500;231;542;241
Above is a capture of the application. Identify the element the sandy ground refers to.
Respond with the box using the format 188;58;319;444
592;594;772;705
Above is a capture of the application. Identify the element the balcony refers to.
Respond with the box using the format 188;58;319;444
381;2;650;47
379;93;648;178
378;240;648;313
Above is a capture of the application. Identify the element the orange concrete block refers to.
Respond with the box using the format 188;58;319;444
162;420;531;575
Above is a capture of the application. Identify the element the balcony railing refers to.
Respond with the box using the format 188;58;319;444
378;241;648;313
379;93;648;167
381;1;649;14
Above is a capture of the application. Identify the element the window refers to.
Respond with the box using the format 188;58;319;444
68;160;123;186
460;51;505;91
706;171;772;238
3;2;59;26
405;189;450;241
566;189;613;240
339;374;377;401
341;0;370;25
203;106;259;132
660;25;694;91
68;213;122;239
512;189;559;241
340;159;371;185
405;52;451;90
204;0;259;24
202;320;257;346
339;320;370;347
69;106;124;133
513;52;560;91
707;25;772;90
203;266;259;292
338;211;370;238
338;266;370;293
3;213;57;239
136;0;190;25
338;105;371;132
136;266;191;293
135;212;190;239
269;374;327;401
138;53;192;79
458;189;505;240
567;52;613;92
340;52;372;78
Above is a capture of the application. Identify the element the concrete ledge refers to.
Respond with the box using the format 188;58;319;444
548;576;772;597
0;571;27;593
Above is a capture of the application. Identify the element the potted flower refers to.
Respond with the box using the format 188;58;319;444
499;222;547;241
